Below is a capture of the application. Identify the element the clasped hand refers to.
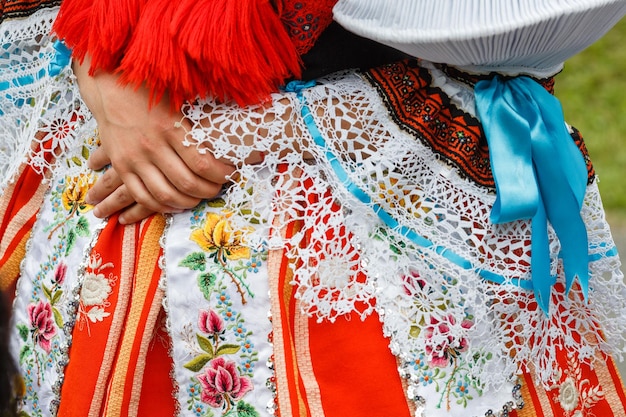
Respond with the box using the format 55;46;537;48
74;58;236;224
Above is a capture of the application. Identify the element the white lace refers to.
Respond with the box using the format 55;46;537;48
0;7;87;189
181;67;626;390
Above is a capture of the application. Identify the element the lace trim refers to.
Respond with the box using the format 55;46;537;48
1;7;86;190
180;65;626;392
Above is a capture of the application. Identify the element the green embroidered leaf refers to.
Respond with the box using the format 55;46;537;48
179;252;206;271
71;156;83;166
65;229;77;256
17;410;32;417
207;198;226;208
51;289;63;305
216;344;240;356
183;354;213;372
17;324;29;342
42;284;52;301
81;145;90;160
198;273;216;301
19;345;31;364
52;307;64;328
75;216;90;237
196;334;215;356
236;401;260;417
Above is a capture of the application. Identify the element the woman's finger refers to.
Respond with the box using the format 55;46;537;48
87;145;111;171
86;166;123;205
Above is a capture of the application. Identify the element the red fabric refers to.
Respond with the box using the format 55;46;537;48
309;313;413;416
280;0;338;55
57;215;130;417
136;315;176;417
53;0;336;108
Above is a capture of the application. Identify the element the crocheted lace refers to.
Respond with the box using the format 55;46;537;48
0;7;87;188
180;66;626;390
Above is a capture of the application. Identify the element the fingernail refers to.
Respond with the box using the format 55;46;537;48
92;206;102;218
85;192;97;205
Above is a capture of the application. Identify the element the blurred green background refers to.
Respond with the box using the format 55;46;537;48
556;18;626;222
554;18;626;375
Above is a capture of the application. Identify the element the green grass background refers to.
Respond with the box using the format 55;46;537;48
555;18;626;217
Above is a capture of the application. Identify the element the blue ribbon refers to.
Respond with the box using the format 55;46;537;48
48;40;72;77
475;76;589;315
285;80;612;307
0;40;71;93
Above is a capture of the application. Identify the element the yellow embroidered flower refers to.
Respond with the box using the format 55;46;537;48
61;173;95;214
191;212;250;260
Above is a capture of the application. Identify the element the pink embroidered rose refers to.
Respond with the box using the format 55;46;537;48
424;314;473;368
28;301;57;353
53;262;67;285
198;309;225;336
197;357;253;408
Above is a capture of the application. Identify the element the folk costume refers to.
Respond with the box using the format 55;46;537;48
2;0;626;416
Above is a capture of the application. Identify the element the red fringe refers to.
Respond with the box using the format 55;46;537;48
51;0;92;63
87;0;144;72
54;0;302;108
53;0;144;72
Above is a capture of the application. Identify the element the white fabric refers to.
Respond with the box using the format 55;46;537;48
182;66;626;392
333;0;626;74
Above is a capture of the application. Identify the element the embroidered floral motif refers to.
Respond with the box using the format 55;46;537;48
182;209;256;304
549;352;605;416
197;357;253;410
45;172;95;244
27;301;57;354
190;212;251;261
398;269;495;411
424;314;473;368
76;253;117;333
15;132;98;416
179;206;266;417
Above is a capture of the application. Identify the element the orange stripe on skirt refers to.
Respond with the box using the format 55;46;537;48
103;214;171;417
0;163;49;295
57;215;136;417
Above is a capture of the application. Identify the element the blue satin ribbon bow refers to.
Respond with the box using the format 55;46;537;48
474;76;589;315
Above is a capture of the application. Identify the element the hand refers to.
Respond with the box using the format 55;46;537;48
86;149;173;224
74;57;236;223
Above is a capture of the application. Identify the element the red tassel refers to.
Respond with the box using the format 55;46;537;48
52;0;92;62
117;0;193;106
55;0;302;108
119;0;302;107
53;0;145;72
87;0;145;72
